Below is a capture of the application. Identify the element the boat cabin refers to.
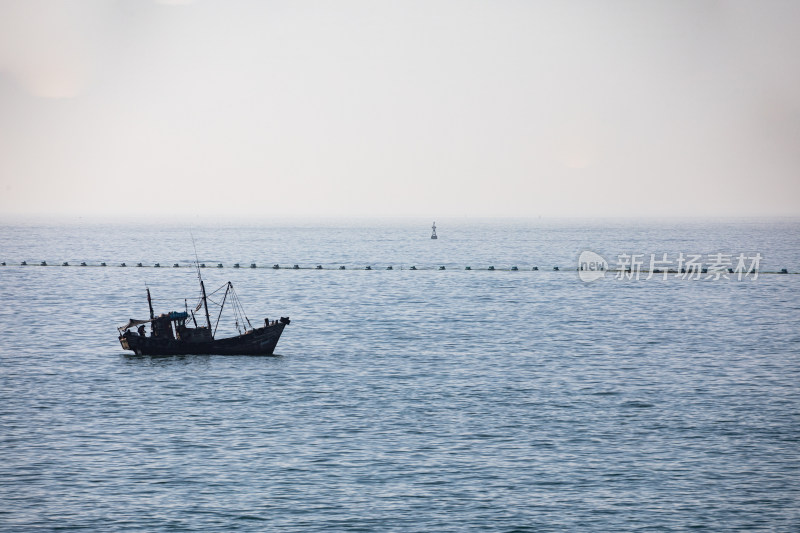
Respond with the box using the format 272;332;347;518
119;311;212;342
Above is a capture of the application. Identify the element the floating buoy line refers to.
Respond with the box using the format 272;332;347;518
0;261;795;274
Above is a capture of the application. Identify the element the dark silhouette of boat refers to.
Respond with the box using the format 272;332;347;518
118;274;289;356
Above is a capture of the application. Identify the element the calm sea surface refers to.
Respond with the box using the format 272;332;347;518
1;218;799;531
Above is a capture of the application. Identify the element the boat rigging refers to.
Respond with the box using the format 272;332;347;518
118;253;290;355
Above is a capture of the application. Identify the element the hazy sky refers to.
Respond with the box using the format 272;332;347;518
0;0;798;218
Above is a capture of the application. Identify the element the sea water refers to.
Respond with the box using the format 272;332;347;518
1;218;799;531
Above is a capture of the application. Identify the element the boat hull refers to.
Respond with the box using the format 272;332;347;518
120;323;287;356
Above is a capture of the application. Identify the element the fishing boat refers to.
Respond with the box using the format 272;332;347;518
118;272;289;356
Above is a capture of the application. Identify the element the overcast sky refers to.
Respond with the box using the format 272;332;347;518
0;0;798;218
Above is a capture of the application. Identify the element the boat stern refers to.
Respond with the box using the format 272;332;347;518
119;331;143;354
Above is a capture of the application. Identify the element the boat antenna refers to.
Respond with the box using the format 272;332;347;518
191;231;202;283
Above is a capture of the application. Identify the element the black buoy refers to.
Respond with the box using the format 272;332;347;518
62;262;69;266
511;266;518;271
173;263;179;268
293;264;300;269
386;266;392;270
439;266;446;270
233;263;240;268
120;263;126;267
273;264;280;269
553;266;559;271
339;265;346;270
154;263;160;268
410;265;417;270
217;263;223;268
137;263;143;267
316;265;323;269
780;268;788;274
488;266;495;271
532;266;538;271
40;261;47;266
200;263;206;268
365;265;372;270
250;263;256;268
101;262;107;267
465;266;471;270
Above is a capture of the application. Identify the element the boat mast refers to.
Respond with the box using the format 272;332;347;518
200;279;212;336
192;233;213;337
146;287;155;320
